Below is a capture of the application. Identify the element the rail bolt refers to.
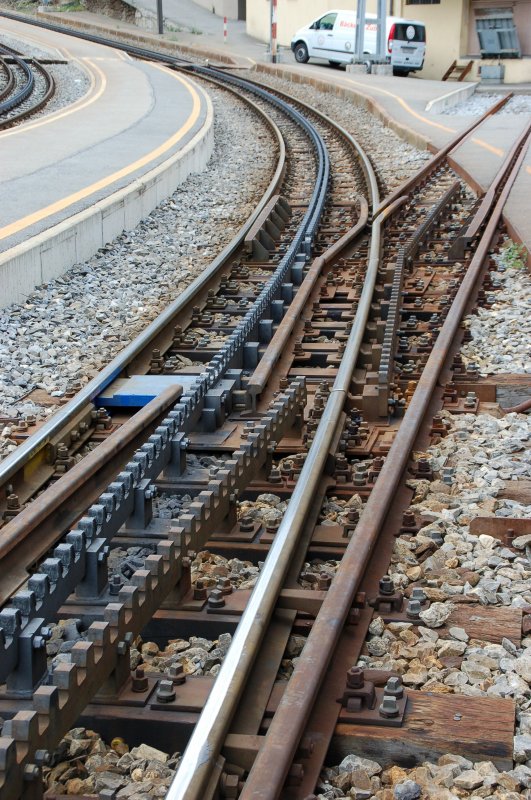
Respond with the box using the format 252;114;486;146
156;679;176;703
379;575;394;596
218;577;233;596
318;573;332;591
131;666;149;693
384;676;404;699
193;580;207;601
406;599;422;619
109;574;123;596
346;666;364;689
410;587;427;605
379;694;400;718
167;664;186;685
208;589;225;609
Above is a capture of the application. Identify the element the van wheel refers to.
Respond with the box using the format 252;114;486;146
329;60;341;68
294;42;309;63
393;68;410;77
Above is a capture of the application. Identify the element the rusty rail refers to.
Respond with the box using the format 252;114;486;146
238;124;530;800
167;177;383;800
247;201;369;401
374;94;512;219
448;120;531;257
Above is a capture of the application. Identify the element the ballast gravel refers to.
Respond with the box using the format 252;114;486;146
439;93;531;116
0;86;276;461
249;73;432;193
38;728;180;797
354;408;531;793
316;753;531;799
0;34;91;119
461;243;531;376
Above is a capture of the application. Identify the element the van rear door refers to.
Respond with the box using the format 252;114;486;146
388;21;426;69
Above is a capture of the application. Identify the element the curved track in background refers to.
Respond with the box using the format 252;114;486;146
0;42;55;129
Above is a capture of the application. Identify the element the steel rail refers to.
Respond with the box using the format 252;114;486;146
0;80;286;488
0;384;184;606
373;93;512;219
232;72;379;213
0;58;15;101
0;57;55;130
239;126;531;800
247;203;369;400
451;120;531;246
0;45;34;114
166;131;380;800
239;77;379;399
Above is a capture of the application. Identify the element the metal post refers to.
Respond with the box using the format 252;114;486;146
270;0;278;62
376;0;387;62
223;16;227;43
156;0;163;34
354;0;367;62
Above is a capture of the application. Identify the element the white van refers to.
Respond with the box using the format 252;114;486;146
290;9;426;76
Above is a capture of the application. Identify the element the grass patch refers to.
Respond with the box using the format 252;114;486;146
500;241;528;270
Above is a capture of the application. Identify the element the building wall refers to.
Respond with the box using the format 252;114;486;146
397;0;531;82
193;0;239;21
396;0;466;79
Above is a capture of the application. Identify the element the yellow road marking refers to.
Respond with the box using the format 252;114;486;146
470;137;504;157
0;57;105;139
340;75;457;134
0;67;202;241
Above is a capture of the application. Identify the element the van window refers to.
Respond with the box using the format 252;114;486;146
391;22;426;42
315;13;337;30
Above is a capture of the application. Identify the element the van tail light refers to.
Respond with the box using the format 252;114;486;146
387;23;395;53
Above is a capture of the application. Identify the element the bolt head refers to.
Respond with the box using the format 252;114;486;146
379;575;394;595
379;694;400;718
156;679;176;703
384;676;404;698
346;666;364;689
406;599;422;619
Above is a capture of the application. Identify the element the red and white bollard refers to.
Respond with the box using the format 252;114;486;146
271;0;278;62
223;16;227;44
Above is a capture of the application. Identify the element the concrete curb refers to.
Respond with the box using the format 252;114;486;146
0;85;214;309
425;82;479;114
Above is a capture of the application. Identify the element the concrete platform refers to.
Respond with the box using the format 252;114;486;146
0;14;213;308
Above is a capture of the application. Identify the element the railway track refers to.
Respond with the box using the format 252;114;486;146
0;14;530;800
0;42;55;129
